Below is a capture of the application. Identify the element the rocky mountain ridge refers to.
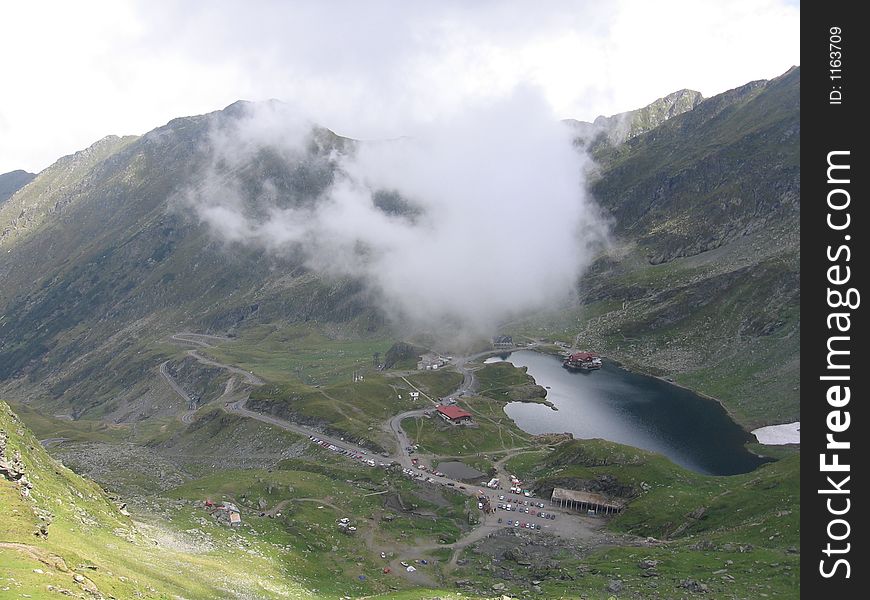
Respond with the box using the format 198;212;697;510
566;88;703;148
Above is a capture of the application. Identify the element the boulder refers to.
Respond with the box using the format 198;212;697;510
680;579;709;593
688;506;708;520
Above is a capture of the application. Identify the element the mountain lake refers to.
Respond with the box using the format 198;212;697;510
487;350;771;475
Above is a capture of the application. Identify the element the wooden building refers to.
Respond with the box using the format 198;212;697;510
550;487;624;515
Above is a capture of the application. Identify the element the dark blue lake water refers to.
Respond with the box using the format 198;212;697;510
489;350;769;475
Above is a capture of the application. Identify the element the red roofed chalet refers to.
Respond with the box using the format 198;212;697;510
563;351;602;370
437;405;473;423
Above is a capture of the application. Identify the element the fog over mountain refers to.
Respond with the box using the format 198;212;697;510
184;89;609;335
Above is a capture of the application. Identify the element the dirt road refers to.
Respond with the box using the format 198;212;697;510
162;333;606;550
183;348;264;386
159;360;197;423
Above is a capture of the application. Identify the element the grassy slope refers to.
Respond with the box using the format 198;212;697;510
4;401;131;444
3;400;483;599
220;326;468;451
402;370;465;400
488;438;800;598
248;374;429;452
206;323;394;387
475;361;548;404
404;395;535;458
402;362;552;458
0;401;306;599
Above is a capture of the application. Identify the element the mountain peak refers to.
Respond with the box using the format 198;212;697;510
0;169;37;204
568;88;704;148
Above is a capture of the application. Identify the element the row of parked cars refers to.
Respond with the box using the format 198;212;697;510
499;519;542;530
410;459;445;477
308;435;378;467
499;495;546;508
497;503;557;519
402;467;430;481
401;467;452;487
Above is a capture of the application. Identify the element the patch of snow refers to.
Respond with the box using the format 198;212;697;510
752;421;800;445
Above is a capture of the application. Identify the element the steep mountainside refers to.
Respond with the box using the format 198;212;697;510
591;68;798;264
0;169;36;203
0;400;283;598
0;105;379;419
571;67;800;427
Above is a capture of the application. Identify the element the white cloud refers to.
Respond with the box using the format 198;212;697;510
185;91;608;336
0;0;799;174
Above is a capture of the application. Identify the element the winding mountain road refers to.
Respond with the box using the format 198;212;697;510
184;349;264;386
161;334;603;548
159;360;198;423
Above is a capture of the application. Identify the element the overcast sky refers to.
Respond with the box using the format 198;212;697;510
1;0;799;175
